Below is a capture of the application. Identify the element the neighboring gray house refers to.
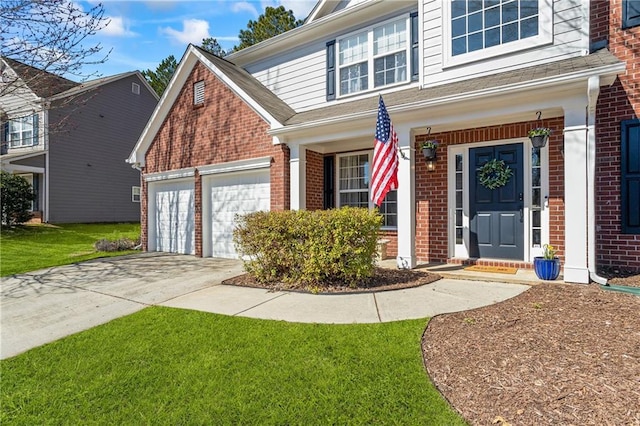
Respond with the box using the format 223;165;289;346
1;58;158;223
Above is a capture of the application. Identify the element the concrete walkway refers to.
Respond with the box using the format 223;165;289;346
161;278;529;323
1;253;530;359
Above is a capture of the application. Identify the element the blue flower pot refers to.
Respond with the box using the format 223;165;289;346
533;257;561;280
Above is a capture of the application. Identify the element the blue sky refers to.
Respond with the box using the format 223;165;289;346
81;0;317;79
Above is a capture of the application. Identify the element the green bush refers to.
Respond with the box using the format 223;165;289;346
233;207;382;287
0;171;35;226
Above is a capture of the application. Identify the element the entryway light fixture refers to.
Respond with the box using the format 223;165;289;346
421;127;437;172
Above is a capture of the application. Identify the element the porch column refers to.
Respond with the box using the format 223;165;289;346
563;101;589;283
395;125;416;269
289;144;306;210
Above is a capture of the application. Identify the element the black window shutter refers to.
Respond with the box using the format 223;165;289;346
621;119;640;234
323;156;335;209
326;40;336;101
33;114;39;146
623;0;640;29
410;12;419;82
1;122;7;154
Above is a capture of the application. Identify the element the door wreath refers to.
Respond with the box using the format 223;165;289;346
478;158;513;189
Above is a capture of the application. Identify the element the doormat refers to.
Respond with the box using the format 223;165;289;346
464;265;518;274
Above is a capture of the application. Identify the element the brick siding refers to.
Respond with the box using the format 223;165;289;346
305;150;324;211
592;0;640;270
141;61;289;254
415;119;565;266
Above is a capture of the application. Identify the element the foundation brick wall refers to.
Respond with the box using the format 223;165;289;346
592;0;640;270
141;62;289;254
415;119;565;266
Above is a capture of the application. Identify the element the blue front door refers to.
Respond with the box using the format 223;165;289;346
469;143;524;260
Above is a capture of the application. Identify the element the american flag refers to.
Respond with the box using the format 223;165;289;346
371;95;399;207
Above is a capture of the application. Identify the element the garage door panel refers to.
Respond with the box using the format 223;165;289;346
152;180;195;255
206;170;270;259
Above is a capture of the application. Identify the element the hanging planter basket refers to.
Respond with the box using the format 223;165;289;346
528;127;551;148
529;134;549;148
422;147;436;160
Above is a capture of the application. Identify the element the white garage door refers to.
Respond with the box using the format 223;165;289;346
151;180;195;255
205;170;270;258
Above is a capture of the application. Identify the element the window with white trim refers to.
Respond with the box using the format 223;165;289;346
2;114;38;148
446;0;551;65
132;82;140;94
337;152;397;228
193;80;205;105
132;186;141;203
338;17;409;96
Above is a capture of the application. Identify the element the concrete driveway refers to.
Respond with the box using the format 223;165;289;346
1;253;244;359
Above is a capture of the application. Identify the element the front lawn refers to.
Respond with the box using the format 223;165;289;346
0;223;140;276
1;308;465;425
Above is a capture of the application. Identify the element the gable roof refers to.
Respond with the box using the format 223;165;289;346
50;71;159;101
305;0;342;23
194;47;295;123
1;57;79;98
128;45;295;166
283;48;626;127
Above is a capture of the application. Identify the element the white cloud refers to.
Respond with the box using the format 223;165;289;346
161;19;211;45
231;1;259;17
101;16;137;37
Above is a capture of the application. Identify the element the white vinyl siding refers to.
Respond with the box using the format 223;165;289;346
247;43;326;111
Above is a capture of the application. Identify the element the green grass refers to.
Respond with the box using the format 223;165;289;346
0;223;140;276
1;308;465;425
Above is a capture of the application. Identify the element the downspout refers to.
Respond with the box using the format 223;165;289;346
131;161;143;250
586;75;608;285
43;105;50;223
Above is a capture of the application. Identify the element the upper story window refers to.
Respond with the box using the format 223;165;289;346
2;114;39;148
337;17;409;97
193;80;205;105
445;0;552;66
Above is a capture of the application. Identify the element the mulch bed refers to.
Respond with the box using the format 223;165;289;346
222;267;441;293
423;282;640;425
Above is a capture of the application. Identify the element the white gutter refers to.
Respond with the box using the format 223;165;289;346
586;75;608;285
269;61;626;136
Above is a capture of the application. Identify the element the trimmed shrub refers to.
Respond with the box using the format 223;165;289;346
233;207;382;287
94;237;140;252
0;171;35;226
